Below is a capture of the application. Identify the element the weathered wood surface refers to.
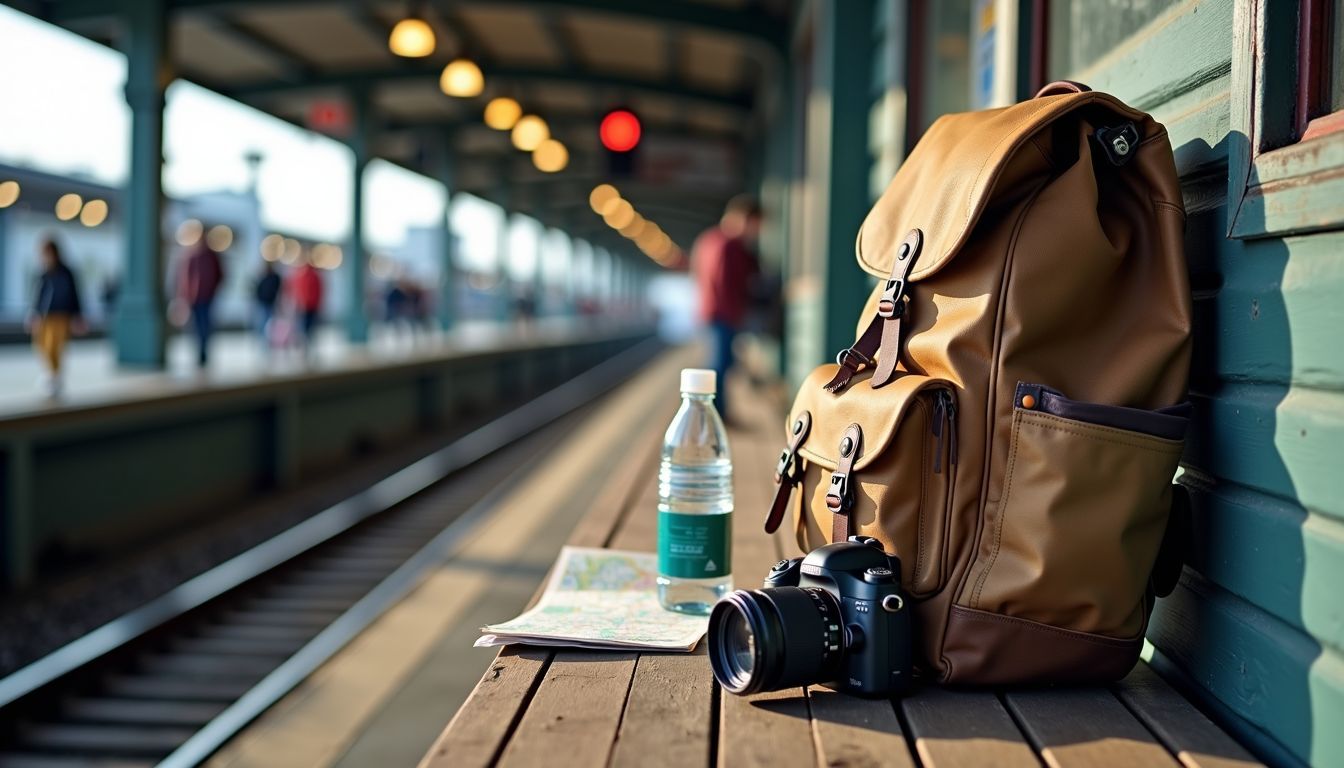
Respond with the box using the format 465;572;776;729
423;355;1262;768
902;688;1038;768
1115;665;1261;768
1005;687;1178;768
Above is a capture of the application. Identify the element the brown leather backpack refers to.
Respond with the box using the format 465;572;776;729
764;82;1192;685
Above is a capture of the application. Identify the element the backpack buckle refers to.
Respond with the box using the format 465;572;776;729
825;471;851;512
877;279;907;318
836;347;873;370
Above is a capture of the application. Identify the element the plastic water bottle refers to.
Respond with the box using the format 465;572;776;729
657;368;733;614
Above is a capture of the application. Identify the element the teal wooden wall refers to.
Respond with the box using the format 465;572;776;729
1123;3;1344;766
776;0;1343;763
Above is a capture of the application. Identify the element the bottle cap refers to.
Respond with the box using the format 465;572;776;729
680;368;716;394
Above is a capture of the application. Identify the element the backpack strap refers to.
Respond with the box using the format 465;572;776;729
823;229;922;393
825;424;863;540
764;411;812;534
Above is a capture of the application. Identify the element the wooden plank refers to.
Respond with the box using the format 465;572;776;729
418;646;550;768
610;650;715;768
496;652;638;768
807;687;914;768
719;686;815;768
1005;688;1179;768
901;688;1038;768
1148;572;1344;768
420;349;688;768
1114;665;1262;768
717;391;817;767
613;376;782;767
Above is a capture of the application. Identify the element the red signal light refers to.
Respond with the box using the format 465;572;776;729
599;109;641;152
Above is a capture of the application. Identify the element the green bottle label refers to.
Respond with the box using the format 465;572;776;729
658;511;732;579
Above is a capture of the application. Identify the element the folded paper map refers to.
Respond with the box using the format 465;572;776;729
475;546;709;652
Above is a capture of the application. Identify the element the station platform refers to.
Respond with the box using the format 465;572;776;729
197;345;710;768
0;320;612;419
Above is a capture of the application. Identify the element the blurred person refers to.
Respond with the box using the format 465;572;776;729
385;275;409;331
27;237;85;397
691;194;762;421
289;253;324;358
176;240;224;368
254;261;282;351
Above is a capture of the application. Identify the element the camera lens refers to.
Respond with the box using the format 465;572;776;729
708;587;844;695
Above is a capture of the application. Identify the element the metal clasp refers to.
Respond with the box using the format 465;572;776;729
835;347;873;370
876;278;907;319
825;471;851;512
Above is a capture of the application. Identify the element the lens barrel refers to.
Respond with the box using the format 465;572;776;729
708;587;844;695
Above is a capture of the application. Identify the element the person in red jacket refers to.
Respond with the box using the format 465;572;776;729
176;241;224;368
691;194;762;421
289;253;324;357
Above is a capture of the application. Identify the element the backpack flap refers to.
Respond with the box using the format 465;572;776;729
775;366;958;595
855;91;1157;282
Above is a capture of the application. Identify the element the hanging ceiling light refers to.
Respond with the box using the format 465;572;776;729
0;180;19;208
589;184;619;214
532;138;568;173
79;199;108;227
483;96;522;130
55;193;83;221
388;10;435;58
440;58;484;97
511;114;549;151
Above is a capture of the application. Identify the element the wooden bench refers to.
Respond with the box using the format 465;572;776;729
419;372;1263;768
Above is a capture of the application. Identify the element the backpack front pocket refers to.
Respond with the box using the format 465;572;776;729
962;382;1190;637
786;368;958;598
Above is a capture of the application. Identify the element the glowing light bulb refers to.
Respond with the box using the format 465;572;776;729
589;184;619;214
604;200;635;230
0;180;19;208
79;199;108;227
532;139;568;173
206;224;234;252
440;59;484;97
176;218;203;246
483;97;521;130
389;16;435;58
511;114;549;151
260;234;284;261
55;193;83;221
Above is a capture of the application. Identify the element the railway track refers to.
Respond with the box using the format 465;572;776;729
0;339;662;768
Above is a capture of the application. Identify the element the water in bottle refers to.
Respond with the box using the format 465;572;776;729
657;368;733;614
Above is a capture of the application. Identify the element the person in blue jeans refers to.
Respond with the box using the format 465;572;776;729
691;195;762;422
254;261;281;351
176;241;223;368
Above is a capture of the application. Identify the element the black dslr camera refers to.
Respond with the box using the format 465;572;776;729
708;536;913;697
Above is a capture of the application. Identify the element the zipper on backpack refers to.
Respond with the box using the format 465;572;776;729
931;389;958;474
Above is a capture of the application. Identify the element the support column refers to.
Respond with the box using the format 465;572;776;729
115;0;169;368
814;0;875;359
493;170;513;322
346;87;372;344
436;138;456;331
532;204;547;317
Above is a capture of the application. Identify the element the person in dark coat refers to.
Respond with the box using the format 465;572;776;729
254;261;282;350
177;241;224;367
27;237;84;396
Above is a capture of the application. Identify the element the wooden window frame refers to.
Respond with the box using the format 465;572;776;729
1228;0;1344;239
1297;0;1342;140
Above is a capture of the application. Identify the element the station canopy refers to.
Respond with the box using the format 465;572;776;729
41;0;791;254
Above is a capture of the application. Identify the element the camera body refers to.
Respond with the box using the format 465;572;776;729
763;536;913;697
